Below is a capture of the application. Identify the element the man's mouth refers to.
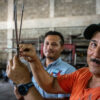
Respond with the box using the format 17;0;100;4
90;58;100;64
46;50;54;54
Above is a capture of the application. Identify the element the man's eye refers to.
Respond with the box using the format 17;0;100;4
90;42;97;48
52;44;57;46
45;43;49;45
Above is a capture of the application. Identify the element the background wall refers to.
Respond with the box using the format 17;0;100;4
0;0;100;68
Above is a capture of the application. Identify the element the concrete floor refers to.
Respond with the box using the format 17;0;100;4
0;80;17;100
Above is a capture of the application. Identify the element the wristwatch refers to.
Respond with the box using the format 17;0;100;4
18;82;34;96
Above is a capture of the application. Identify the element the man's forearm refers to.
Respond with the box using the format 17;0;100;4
24;86;67;100
24;86;44;100
45;98;67;100
29;57;55;93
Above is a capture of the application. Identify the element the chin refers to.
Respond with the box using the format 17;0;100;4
46;54;54;58
89;66;100;75
46;54;53;57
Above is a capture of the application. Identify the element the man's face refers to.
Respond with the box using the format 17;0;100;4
87;32;100;75
43;35;63;60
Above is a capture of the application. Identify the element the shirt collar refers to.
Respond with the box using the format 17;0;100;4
42;57;62;68
50;57;62;66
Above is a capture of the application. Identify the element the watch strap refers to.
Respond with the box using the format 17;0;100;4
18;82;34;96
26;82;34;89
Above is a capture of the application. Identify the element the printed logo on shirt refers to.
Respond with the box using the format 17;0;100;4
50;70;62;77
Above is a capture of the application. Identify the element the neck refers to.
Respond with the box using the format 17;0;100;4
89;75;100;88
45;58;58;67
92;74;100;82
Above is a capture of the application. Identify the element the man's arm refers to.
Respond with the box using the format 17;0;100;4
6;55;44;100
24;86;44;100
19;44;66;94
25;87;67;100
6;55;67;100
23;86;67;100
30;58;64;94
45;98;67;100
14;86;67;100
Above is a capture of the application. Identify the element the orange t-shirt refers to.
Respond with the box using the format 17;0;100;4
57;67;100;100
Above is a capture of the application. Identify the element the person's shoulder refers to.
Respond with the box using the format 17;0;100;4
77;67;89;73
59;60;76;74
76;67;91;78
60;59;71;66
61;60;75;69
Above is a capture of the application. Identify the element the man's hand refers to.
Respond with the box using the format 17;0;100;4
19;44;37;63
6;55;31;84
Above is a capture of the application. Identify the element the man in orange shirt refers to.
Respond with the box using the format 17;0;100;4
6;23;100;100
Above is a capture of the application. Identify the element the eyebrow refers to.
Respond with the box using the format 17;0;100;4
90;40;97;43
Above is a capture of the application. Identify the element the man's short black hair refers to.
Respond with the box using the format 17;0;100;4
84;23;100;40
44;31;64;46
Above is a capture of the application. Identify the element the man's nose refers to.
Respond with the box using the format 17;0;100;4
48;45;53;50
93;46;100;58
